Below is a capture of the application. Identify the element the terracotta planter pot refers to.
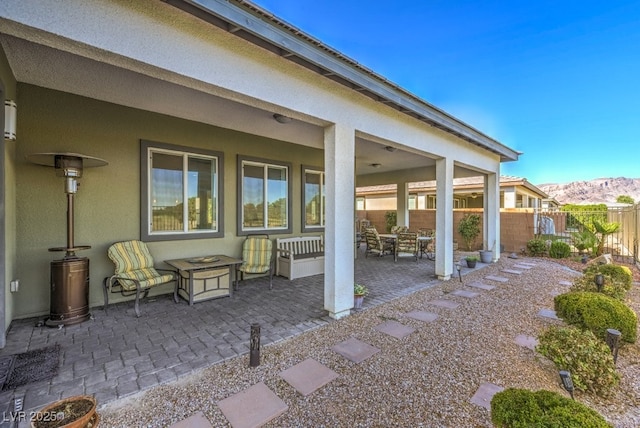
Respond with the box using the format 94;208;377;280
31;395;97;428
354;294;364;309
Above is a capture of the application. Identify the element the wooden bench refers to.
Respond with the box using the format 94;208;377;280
276;235;324;279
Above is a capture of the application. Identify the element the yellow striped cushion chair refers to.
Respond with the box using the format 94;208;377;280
239;236;273;274
107;240;174;291
238;235;274;289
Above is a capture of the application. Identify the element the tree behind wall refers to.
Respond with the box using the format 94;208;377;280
384;211;397;233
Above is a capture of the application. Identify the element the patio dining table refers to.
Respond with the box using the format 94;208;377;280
378;234;433;260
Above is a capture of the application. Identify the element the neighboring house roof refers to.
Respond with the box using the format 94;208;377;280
166;0;520;163
357;175;549;198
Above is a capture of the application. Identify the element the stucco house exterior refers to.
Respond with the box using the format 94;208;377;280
0;0;519;346
357;175;553;211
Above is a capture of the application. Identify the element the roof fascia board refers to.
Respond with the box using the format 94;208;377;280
168;0;519;161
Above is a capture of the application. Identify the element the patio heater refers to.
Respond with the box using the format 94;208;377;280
26;153;108;327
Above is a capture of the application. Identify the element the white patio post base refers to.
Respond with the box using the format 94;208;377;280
328;309;352;320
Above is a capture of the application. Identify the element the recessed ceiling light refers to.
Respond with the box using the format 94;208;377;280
384;146;397;152
273;113;292;123
370;163;382;168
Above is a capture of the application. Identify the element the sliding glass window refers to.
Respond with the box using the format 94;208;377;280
141;140;223;241
238;156;291;234
302;166;325;232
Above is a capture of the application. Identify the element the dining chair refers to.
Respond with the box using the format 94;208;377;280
395;232;419;262
364;227;393;257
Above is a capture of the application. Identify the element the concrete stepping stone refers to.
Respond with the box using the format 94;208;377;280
374;320;415;339
501;269;523;275
466;281;495;291
513;263;534;269
514;334;538;350
517;262;537;267
451;289;480;298
427;299;460;309
217;382;288;428
559;280;572;286
404;310;439;323
485;275;509;283
470;383;504;410
331;337;381;363
538;309;560;320
170;412;213;428
279;358;339;396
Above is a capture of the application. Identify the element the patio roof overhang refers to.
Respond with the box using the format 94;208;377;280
164;0;520;163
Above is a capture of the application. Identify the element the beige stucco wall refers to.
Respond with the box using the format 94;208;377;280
14;84;322;319
1;43;17;332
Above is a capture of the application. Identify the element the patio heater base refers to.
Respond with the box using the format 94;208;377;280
45;257;91;328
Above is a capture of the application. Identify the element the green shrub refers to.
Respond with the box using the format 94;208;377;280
549;241;571;258
536;326;619;395
491;388;612;427
527;238;547;256
584;264;633;292
571;264;633;300
555;291;637;343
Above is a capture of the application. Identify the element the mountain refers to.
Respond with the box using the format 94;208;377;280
537;177;640;205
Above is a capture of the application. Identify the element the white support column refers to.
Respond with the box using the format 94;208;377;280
483;172;500;261
397;182;409;227
503;187;516;208
435;157;454;280
324;123;355;319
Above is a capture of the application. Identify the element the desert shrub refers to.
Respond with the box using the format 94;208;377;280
571;264;633;300
527;238;547;256
549;241;571;259
536;326;619;395
584;264;633;292
491;388;612;427
555;291;637;343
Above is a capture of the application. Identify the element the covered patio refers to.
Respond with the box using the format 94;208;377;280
0;250;445;415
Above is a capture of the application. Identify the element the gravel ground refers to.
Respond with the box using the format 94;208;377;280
99;256;640;427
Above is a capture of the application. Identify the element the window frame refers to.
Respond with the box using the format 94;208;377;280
237;155;292;235
140;140;224;241
301;165;325;233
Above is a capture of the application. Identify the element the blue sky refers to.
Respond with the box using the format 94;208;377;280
251;0;640;185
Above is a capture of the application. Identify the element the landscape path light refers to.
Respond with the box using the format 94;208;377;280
605;328;622;364
595;273;604;292
559;370;574;400
455;262;462;283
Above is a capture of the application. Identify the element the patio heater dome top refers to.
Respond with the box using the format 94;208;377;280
26;152;108;170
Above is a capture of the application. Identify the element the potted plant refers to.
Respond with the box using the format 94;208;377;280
479;240;495;263
354;283;368;310
457;214;481;251
465;255;479;268
31;395;97;428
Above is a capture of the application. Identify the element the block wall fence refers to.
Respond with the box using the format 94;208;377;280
357;209;546;253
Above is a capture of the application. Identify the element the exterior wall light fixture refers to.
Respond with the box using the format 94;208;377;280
4;100;17;141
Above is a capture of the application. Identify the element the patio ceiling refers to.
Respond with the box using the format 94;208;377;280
1;32;441;177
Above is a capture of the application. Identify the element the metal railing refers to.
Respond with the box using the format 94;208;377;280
534;205;639;264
